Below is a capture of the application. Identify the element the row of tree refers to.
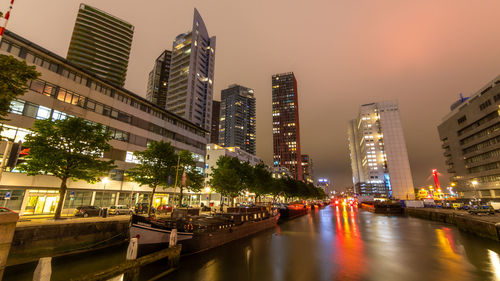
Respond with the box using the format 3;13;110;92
0;54;324;220
210;156;326;206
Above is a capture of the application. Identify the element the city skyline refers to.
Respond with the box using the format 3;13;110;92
6;0;500;188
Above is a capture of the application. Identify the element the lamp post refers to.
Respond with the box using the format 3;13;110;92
100;177;109;208
471;180;479;205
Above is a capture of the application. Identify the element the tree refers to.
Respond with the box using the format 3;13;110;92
248;163;273;202
210;156;245;207
0;55;39;124
20;117;115;219
128;141;176;216
176;150;203;207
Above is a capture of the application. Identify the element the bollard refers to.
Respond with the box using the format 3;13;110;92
169;229;177;247
32;257;51;281
126;238;138;261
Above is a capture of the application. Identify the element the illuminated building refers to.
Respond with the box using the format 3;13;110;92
205;144;262;205
166;8;216;131
301;154;314;184
0;30;207;214
272;72;302;181
146;50;171;109
210;100;220;144
347;101;415;199
317;178;330;192
219;84;256;155
67;4;134;87
438;75;500;200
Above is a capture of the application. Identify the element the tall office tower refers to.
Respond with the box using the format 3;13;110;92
210;100;220;144
166;8;216;131
272;72;302;181
438;75;500;200
301;154;314;184
67;4;134;87
146;50;172;108
347;101;415;199
219;85;256;155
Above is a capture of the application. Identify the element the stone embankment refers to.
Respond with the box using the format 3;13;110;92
405;208;500;241
8;216;130;266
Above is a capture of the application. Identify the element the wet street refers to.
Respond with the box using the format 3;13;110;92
5;205;500;281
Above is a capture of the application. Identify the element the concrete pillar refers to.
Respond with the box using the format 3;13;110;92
32;257;51;281
18;190;30;216
0;210;18;280
169;229;177;247
90;191;96;206
115;192;120;205
126;238;138;261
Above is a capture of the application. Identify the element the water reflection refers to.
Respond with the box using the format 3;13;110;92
8;206;500;281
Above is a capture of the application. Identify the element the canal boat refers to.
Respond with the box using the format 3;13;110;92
276;203;309;222
130;206;280;253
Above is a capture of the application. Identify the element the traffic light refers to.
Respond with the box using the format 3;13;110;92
6;141;27;170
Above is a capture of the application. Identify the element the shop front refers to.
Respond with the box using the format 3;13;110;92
23;189;60;215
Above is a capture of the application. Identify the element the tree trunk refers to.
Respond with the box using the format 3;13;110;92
54;177;68;220
178;187;184;208
220;195;224;212
148;185;157;217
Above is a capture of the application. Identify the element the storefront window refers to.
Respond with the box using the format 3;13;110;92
24;189;59;215
0;190;25;210
63;190;92;208
118;192;132;206
94;191;116;207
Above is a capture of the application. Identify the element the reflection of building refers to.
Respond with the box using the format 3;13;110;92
0;30;207;215
219;85;256;155
67;4;134;87
205;144;261;205
347;101;415;199
301;154;314;184
166;9;216;131
272;72;302;181
438;75;500;200
146;50;172;109
210;100;220;144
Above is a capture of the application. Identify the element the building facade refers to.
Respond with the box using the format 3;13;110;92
348;101;415;199
219;84;256;155
205;144;261;205
67;4;134;87
272;72;302;181
301;154;314;184
0;30;208;215
146;50;172;109
438;75;500;200
166;8;216;131
210;100;220;144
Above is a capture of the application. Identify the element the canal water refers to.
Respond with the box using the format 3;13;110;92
5;205;500;281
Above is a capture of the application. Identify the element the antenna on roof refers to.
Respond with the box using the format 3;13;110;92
0;0;14;43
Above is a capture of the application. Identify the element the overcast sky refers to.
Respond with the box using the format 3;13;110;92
5;0;500;189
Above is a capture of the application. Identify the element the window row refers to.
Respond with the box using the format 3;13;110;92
460;122;500;146
465;148;500;164
458;111;499;136
0;37;206;138
28;79;204;150
462;135;500;155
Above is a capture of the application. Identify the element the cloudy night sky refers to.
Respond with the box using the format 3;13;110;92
5;0;500;190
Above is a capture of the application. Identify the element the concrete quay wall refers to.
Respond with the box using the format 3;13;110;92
404;208;500;241
8;218;129;266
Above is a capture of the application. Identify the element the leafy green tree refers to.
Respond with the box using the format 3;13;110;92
210;156;246;207
128;141;176;216
248;163;273;202
0;55;39;124
176;150;203;207
20;117;115;219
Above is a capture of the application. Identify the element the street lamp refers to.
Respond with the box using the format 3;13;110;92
100;177;109;208
471;180;479;204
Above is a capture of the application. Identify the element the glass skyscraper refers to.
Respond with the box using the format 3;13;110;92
166;8;216;131
219;85;256;155
272;72;302;181
67;4;134;87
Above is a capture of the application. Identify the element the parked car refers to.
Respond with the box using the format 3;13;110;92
74;206;101;217
135;203;155;214
156;205;173;214
109;205;132;215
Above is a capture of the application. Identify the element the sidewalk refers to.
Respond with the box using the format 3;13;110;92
16;214;130;228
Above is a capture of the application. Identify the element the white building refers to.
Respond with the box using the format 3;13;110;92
347;101;415;199
0;30;208;215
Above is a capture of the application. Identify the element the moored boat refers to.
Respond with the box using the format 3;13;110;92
130;206;279;253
